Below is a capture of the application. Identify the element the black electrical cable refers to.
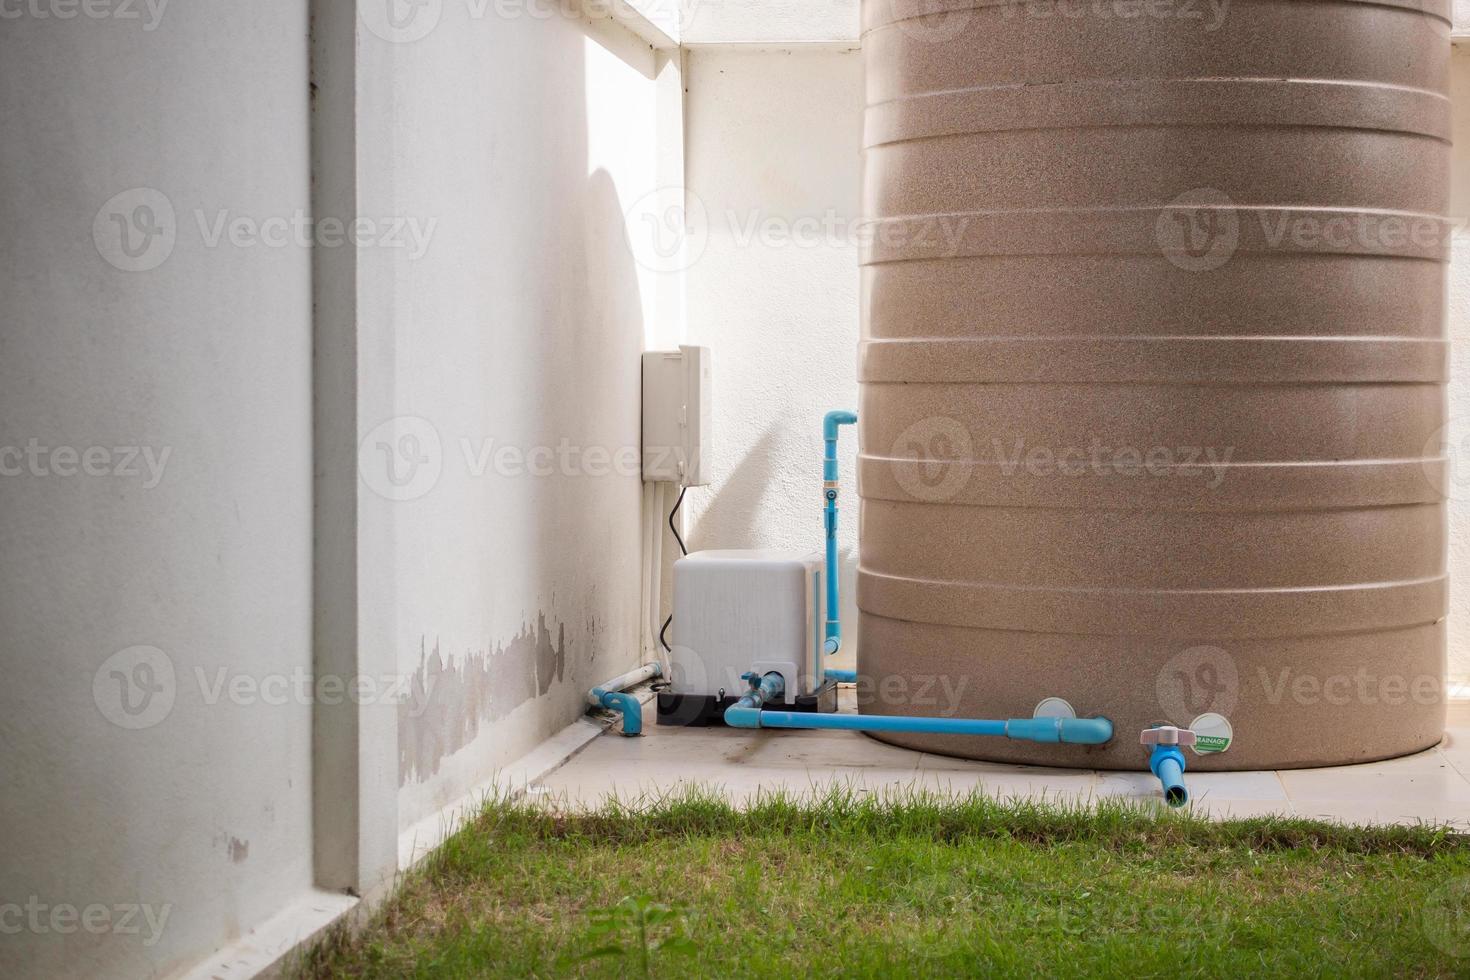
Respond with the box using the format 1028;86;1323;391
659;486;690;652
668;485;689;557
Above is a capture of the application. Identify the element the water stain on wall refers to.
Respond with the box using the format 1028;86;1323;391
399;613;568;786
213;832;250;864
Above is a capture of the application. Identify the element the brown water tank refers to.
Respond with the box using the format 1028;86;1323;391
857;0;1453;770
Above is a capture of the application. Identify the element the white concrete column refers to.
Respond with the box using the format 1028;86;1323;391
0;2;319;976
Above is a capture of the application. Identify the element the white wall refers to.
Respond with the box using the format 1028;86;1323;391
0;4;315;978
353;8;665;833
0;3;668;977
682;48;866;668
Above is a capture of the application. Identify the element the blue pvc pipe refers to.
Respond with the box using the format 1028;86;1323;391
724;706;1114;746
735;671;785;711
1149;745;1190;808
824;669;858;684
822;411;858;657
589;662;662;738
596;691;645;736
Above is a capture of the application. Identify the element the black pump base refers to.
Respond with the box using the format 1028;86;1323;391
657;679;839;727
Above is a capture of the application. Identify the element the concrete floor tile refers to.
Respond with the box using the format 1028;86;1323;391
540;724;1470;827
1185;797;1297;821
1279;756;1470;805
914;769;1099;804
740;731;924;771
1290;800;1470;830
1096;769;1288;803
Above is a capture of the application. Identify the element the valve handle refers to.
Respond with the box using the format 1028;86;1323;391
1140;726;1197;748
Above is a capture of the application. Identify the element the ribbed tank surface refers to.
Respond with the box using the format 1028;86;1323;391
857;0;1453;769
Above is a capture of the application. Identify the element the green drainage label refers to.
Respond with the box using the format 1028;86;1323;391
1194;735;1232;754
1190;713;1234;756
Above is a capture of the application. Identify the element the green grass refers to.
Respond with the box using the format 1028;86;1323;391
298;788;1470;979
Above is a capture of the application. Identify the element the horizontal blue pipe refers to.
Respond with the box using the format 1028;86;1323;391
1150;745;1190;808
724;708;1113;746
824;669;858;684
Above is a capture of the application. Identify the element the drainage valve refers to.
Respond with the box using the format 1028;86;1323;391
1140;726;1195;809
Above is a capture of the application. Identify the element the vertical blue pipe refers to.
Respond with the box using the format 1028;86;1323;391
1149;745;1190;808
822;411;858;657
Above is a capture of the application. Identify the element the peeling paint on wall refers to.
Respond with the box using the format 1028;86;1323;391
398;614;568;785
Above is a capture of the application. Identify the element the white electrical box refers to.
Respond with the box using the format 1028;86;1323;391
664;550;826;718
642;345;711;486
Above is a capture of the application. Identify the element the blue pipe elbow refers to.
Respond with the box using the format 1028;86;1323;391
596;690;644;737
725;705;763;729
1150;745;1190;808
824;411;858;441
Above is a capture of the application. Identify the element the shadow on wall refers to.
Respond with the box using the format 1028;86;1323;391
399;22;650;793
686;421;861;661
687;423;783;552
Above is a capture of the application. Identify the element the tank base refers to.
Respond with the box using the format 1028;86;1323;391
856;614;1448;773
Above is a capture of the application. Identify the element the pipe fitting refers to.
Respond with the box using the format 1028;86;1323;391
1141;726;1195;807
823;410;858;443
1004;715;1115;746
596;691;645;737
723;672;786;727
588;662;662;738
